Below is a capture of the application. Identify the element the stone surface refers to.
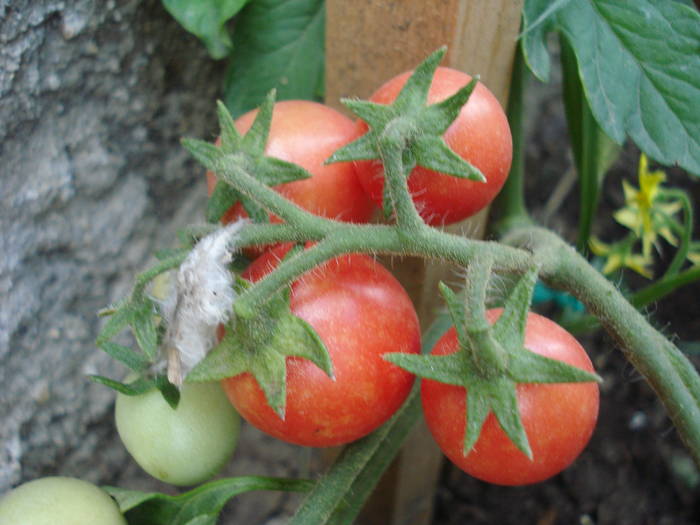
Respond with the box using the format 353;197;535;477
0;2;309;523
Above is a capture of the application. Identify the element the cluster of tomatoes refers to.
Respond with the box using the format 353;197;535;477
0;67;599;523
200;66;597;486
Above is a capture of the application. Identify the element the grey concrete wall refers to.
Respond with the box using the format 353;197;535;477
0;2;309;522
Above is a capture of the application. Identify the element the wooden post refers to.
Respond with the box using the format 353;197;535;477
325;2;523;524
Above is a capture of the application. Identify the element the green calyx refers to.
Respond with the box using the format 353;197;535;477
386;264;601;459
186;277;333;419
327;47;485;228
185;92;313;224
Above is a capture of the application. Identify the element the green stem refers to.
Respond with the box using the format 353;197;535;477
632;265;700;308
661;189;694;278
218;159;334;237
504;226;700;465
490;42;533;235
464;256;508;374
233;223;530;318
378;126;429;234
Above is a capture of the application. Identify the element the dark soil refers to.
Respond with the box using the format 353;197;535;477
432;75;700;525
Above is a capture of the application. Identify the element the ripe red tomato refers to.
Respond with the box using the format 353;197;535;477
422;309;599;486
221;245;421;447
206;100;375;226
353;67;512;226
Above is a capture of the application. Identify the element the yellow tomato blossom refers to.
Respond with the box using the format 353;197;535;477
589;237;654;278
613;153;681;257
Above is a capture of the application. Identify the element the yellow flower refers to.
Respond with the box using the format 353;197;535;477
589;237;654;279
613;153;680;256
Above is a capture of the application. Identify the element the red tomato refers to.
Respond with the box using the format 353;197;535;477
353;67;512;226
221;245;421;447
206;100;375;226
422;309;599;486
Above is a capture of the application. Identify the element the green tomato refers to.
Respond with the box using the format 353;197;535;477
0;476;126;525
115;381;240;486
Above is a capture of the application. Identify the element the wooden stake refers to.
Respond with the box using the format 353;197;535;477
325;2;523;523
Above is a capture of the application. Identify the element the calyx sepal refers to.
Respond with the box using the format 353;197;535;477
386;266;601;459
184;93;313;224
186;278;333;419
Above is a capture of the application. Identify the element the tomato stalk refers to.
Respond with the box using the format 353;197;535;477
504;226;700;466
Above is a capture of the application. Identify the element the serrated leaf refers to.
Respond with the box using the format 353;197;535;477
97;341;150;371
162;0;248;59
96;301;132;344
90;375;154;396
154;374;181;409
131;299;159;360
105;476;312;525
224;0;325;117
523;0;700;175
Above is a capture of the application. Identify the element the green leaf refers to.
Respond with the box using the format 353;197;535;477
105;476;312;525
223;0;325;117
154;374;181;409
89;375;154;396
131;299;159;361
162;0;249;59
187;281;332;418
96;341;150;371
522;0;700;175
559;35;621;252
96;301;132;345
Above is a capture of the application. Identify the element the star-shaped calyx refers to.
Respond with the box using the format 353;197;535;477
385;265;601;458
184;91;313;224
186;277;333;419
327;47;486;225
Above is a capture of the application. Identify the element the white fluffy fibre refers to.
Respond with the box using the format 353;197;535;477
161;220;247;383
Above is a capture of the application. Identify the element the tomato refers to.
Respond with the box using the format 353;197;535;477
421;309;599;486
353;67;512;226
221;245;421;447
207;100;375;226
0;477;126;525
115;381;240;486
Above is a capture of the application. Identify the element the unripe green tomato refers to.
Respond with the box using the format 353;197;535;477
115;381;240;486
0;476;126;525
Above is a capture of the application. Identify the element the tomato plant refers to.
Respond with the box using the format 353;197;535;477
207;99;375;226
421;309;599;486
0;477;126;525
220;244;421;447
353;67;512;226
115;381;240;486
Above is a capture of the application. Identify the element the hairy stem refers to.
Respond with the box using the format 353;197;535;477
504;226;700;465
